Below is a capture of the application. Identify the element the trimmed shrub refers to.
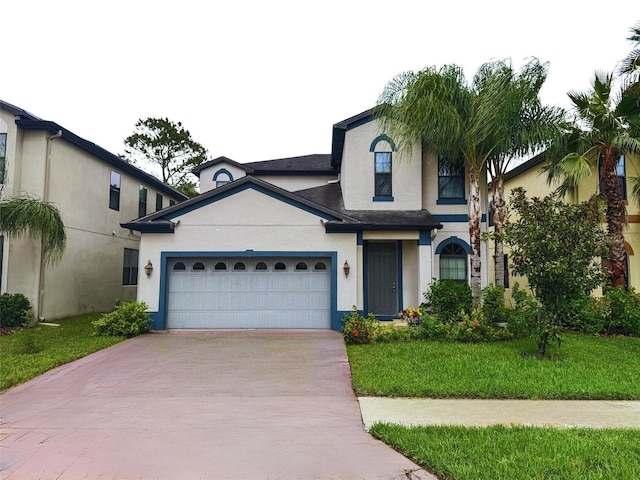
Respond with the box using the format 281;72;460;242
0;293;32;328
342;306;378;344
92;301;151;337
482;284;508;324
424;279;472;323
604;286;640;337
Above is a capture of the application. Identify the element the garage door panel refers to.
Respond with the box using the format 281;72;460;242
167;257;331;329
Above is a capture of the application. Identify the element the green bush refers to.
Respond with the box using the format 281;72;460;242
92;301;151;337
0;293;32;328
423;279;472;323
482;284;508;324
412;307;511;343
341;306;379;344
605;286;640;337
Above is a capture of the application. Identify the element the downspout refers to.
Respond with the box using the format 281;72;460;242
37;130;62;321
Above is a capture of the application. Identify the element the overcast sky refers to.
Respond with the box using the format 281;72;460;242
3;1;638;166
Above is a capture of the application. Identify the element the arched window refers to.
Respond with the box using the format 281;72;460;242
213;168;234;188
192;262;205;271
173;262;186;271
255;261;268;271
274;262;287;271
214;262;227;271
439;243;467;283
314;261;327;271
233;262;246;271
295;262;308;271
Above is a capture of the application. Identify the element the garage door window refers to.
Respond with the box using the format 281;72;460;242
193;262;205;271
233;262;246;271
274;261;287;271
214;262;227;270
295;262;308;271
174;262;186;271
255;262;267;271
314;262;326;271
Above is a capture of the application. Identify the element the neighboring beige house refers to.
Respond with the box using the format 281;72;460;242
489;152;640;296
0;100;187;321
124;109;490;331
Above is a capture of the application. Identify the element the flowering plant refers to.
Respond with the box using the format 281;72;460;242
341;306;378;344
399;307;423;327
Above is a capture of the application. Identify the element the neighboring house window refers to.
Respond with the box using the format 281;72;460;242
156;193;163;211
122;248;139;285
440;243;467;283
0;133;6;184
109;171;121;211
170;199;176;207
501;254;510;288
438;155;465;200
139;186;147;217
599;155;626;200
374;152;392;198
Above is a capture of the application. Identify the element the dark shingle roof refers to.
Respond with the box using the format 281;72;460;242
191;154;336;178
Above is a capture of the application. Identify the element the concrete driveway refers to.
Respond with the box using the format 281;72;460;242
0;330;434;479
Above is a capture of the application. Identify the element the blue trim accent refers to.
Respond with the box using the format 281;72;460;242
397;242;403;313
372;196;394;202
435;214;487;223
213;168;234;182
369;134;397;152
437;198;467;205
435;236;471;254
357;231;363;246
148;311;162;330
419;231;432;246
164;183;339;222
158;251;340;332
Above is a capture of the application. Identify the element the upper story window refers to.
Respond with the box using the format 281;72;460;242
156;192;163;211
170;199;176;207
109;170;121;211
438;155;465;200
0;132;6;184
599;154;626;200
213;168;233;188
139;186;147;217
374;152;392;198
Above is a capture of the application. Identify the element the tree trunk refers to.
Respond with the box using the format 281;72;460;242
601;148;627;287
492;172;506;288
469;168;482;306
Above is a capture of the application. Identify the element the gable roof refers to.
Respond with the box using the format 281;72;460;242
504;151;547;182
331;108;375;169
191;154;336;178
121;176;358;233
1;99;189;201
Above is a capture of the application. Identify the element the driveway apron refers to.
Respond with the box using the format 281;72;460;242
0;330;433;479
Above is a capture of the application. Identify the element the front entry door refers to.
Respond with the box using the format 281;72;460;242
366;241;398;316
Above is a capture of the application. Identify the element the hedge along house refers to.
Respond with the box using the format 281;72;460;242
123;109;490;331
0;100;187;320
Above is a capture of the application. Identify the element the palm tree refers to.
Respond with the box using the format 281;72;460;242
619;21;640;86
543;72;640;287
0;196;66;265
376;59;560;303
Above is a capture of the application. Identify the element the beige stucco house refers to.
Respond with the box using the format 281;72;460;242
489;152;640;295
124;109;490;331
0;100;187;321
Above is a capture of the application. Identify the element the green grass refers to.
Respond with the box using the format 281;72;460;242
347;333;640;399
370;423;640;480
0;314;124;391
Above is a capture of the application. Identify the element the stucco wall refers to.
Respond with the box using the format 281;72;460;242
198;163;248;193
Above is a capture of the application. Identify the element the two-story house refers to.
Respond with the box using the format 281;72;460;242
490;152;640;295
123;109;489;331
0;100;187;321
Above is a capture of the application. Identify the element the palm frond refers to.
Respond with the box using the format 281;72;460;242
0;196;67;265
631;175;640;207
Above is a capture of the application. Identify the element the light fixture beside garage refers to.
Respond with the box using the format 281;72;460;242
144;260;153;278
343;260;350;277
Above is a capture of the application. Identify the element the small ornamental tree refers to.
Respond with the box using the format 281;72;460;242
498;187;610;355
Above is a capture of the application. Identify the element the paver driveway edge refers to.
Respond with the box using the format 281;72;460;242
0;331;435;480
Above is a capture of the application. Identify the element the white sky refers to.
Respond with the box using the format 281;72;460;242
3;1;638;166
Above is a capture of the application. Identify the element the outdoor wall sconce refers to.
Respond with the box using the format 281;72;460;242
343;260;350;277
144;260;153;278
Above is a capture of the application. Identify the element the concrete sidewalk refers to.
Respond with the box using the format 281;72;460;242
358;397;640;430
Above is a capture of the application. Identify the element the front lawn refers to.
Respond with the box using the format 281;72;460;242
0;314;124;391
347;333;640;399
370;423;640;480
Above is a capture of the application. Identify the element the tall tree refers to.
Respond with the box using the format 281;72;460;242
376;59;560;303
619;21;640;87
0;196;66;265
543;72;640;287
123;118;208;194
487;60;563;287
